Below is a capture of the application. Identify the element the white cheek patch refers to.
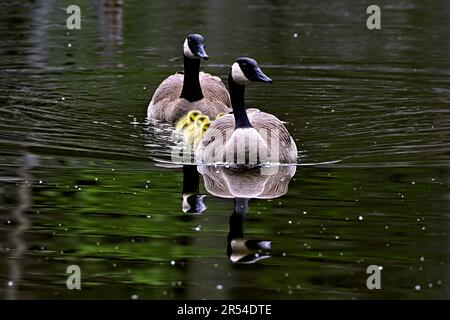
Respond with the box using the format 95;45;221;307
183;39;197;59
231;62;250;84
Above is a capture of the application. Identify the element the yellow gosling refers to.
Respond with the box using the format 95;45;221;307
175;109;202;131
215;112;226;120
184;115;211;147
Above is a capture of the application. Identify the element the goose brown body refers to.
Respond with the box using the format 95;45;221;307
147;71;231;123
196;108;297;164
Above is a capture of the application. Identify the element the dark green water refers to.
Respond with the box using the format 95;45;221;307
1;0;449;299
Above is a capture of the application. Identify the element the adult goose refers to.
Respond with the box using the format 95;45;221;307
147;34;231;123
196;57;297;165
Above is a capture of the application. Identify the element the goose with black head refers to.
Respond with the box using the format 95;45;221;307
196;57;297;165
147;34;231;123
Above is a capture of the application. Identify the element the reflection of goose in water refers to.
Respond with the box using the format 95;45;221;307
182;165;206;214
198;164;296;264
228;198;272;264
198;165;296;199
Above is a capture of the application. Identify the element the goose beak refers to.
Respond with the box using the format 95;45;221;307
195;44;209;60
254;67;272;83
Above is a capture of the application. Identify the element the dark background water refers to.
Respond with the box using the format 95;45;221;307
0;0;449;299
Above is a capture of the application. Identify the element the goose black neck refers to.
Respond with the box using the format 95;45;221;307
228;74;252;129
180;55;204;102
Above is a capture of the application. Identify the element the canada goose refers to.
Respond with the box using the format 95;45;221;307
147;34;231;123
196;57;297;165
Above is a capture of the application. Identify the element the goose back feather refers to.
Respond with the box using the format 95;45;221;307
148;71;231;123
196;108;297;164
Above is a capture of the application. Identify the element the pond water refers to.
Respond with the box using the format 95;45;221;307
0;0;449;299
